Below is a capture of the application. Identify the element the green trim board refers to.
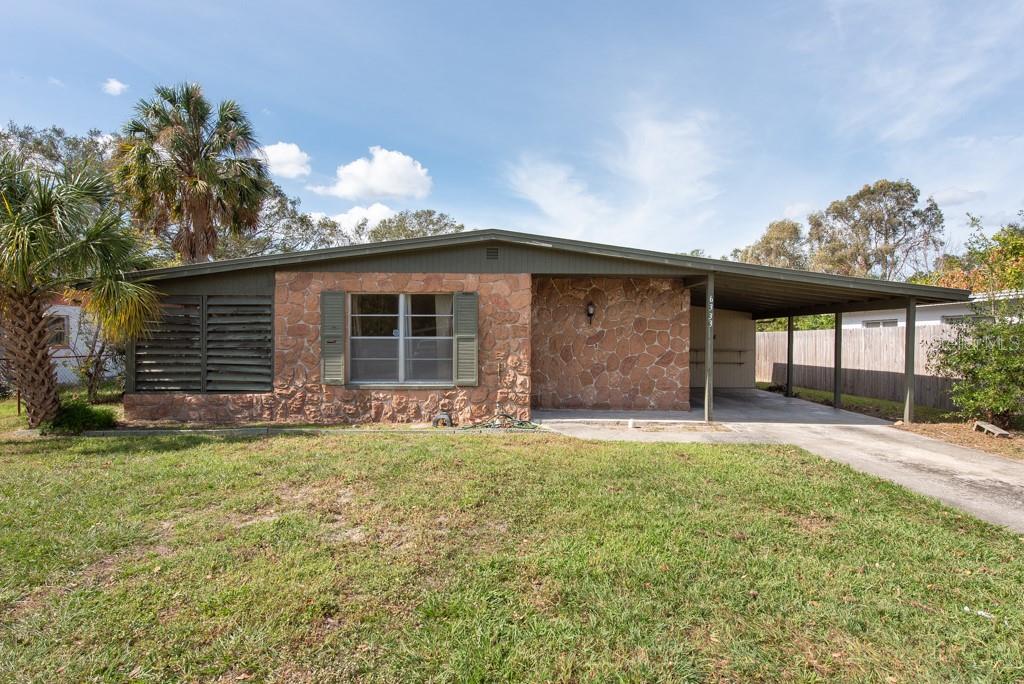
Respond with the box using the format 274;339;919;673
128;229;969;318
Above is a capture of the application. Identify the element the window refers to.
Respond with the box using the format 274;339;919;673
863;319;898;328
349;293;454;384
46;315;69;346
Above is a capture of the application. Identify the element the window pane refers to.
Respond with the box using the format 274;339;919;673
46;316;67;345
351;294;399;315
350;338;399;359
408;294;453;316
405;338;453;360
406;294;454;337
404;339;453;382
351;316;399;337
405;359;453;382
408;315;453;337
350;360;400;383
350;338;399;382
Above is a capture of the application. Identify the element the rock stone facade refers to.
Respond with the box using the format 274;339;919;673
530;276;690;410
125;272;532;425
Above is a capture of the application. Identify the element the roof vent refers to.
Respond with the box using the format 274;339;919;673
485;246;499;260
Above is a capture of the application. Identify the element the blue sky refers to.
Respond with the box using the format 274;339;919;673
4;0;1024;256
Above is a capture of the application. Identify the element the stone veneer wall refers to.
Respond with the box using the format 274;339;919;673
125;272;532;424
530;277;690;410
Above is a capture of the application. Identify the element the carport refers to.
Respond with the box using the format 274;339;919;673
680;261;967;423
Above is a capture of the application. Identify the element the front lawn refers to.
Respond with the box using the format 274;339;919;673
1;430;1022;681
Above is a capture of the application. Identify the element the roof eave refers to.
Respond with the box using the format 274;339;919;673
128;227;971;304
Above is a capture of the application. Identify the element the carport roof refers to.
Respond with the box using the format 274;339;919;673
132;228;969;319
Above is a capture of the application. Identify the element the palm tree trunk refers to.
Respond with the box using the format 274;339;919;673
0;293;60;427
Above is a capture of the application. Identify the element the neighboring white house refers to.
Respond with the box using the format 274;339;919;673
47;301;95;384
1;299;118;385
842;290;1021;329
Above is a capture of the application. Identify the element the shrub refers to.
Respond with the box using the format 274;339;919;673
40;400;117;435
931;301;1024;428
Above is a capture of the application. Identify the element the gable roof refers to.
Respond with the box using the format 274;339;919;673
132;228;970;319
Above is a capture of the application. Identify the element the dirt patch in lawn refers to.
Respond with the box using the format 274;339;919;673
898;422;1024;461
3;538;174;622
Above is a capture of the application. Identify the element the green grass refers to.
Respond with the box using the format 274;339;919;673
756;382;956;423
1;430;1022;682
0;397;25;433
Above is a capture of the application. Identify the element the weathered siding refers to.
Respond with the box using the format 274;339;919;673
755;326;956;409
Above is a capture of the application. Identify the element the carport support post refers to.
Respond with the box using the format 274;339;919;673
704;273;715;422
833;313;843;410
904;297;917;424
785;316;794;397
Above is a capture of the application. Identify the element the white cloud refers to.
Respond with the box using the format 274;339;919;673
312;203;396;231
309;146;432;200
506;109;724;246
817;1;1024;141
101;78;128;96
47;76;65;88
507;158;610;238
262;142;311;179
931;187;986;207
890;134;1024;242
782;202;814;220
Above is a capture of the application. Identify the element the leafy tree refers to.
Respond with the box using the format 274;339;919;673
807;179;945;280
929;213;1024;294
363;209;464;243
215;184;350;259
929;211;1024;428
931;306;1024;428
0;122;116;172
756;314;836;332
114;83;272;263
732;219;808;270
0;152;158;426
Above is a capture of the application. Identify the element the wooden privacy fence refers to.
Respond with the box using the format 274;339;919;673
755;326;956;410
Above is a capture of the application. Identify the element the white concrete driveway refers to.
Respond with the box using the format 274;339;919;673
534;390;1024;532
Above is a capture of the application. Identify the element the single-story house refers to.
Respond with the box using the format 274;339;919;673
123;229;969;425
841;290;1021;328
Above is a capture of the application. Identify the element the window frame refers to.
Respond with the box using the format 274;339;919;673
45;315;70;347
347;292;455;387
862;318;899;329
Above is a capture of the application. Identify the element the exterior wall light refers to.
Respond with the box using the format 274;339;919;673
586;302;596;324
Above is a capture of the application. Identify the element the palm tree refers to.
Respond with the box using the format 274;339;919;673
114;82;272;263
0;152;158;427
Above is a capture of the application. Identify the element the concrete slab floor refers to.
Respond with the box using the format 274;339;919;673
535;390;1024;533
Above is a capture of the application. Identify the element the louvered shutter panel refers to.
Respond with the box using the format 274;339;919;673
321;291;346;384
204;295;273;392
453;291;479;386
134;296;203;391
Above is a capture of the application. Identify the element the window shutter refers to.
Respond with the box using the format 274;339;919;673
453;291;479;386
321;291;346;384
133;296;203;391
204;295;273;392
